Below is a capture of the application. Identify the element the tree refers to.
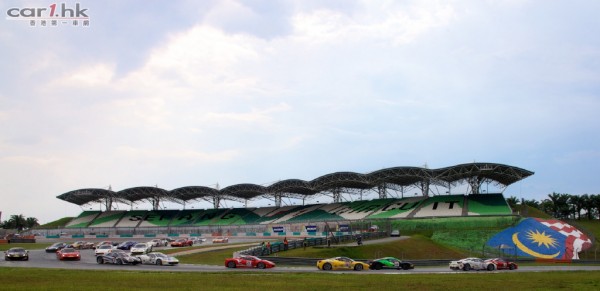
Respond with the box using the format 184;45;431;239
25;217;39;229
506;196;519;209
8;214;27;231
546;192;572;219
569;195;585;220
522;199;540;209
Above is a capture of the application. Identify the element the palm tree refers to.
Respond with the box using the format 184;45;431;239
8;214;27;231
580;194;594;220
569;195;585;220
506;196;519;209
25;217;39;229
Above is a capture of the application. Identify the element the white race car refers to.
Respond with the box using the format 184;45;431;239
136;252;179;266
130;243;153;255
191;237;206;244
94;244;115;256
449;257;495;271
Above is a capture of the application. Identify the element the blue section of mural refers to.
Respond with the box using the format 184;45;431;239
488;218;565;259
487;218;592;260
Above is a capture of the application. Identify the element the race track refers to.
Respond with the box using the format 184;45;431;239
3;247;600;274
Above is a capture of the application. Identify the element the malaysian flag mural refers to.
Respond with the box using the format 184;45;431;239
487;218;592;260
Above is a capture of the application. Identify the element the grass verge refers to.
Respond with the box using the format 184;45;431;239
0;268;599;290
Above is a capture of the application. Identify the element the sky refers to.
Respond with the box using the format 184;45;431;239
1;0;600;224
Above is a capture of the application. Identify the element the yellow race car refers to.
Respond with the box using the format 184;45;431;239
316;256;370;271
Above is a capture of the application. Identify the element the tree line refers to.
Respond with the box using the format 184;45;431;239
506;192;600;220
0;214;39;231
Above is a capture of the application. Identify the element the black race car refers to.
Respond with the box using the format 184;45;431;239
96;251;141;265
5;247;29;261
45;242;68;253
368;257;414;270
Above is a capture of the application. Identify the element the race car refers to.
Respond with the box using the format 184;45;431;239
96;250;141;265
191;237;206;244
170;238;193;247
485;258;518;270
449;257;495;271
316;257;370;271
116;241;138;251
212;237;229;243
130;243;153;255
56;248;81;261
225;255;276;269
94;241;118;249
368;257;414;270
94;244;115;256
45;242;68;253
148;239;168;247
137;252;179;266
71;241;95;249
4;247;29;261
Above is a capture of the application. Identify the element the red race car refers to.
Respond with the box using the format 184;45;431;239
170;238;193;247
225;255;275;269
484;258;518;270
56;248;81;261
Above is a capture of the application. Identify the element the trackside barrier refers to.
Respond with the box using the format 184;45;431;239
238;232;388;257
144;234;156;237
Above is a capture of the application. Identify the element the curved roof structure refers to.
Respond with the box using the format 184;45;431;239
57;162;533;209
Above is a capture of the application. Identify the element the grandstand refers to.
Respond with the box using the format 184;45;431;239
56;162;532;236
64;194;512;229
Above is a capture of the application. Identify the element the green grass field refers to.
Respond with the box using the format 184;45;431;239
0;268;598;290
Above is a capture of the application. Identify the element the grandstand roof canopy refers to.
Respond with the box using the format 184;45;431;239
57;162;533;208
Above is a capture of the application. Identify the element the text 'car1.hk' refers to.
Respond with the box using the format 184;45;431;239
45;242;68;253
484;258;518;270
449;257;495;271
212;237;229;243
137;252;179;266
316;257;370;271
225;255;276;269
368;257;414;270
4;247;29;261
96;250;141;265
56;248;81;261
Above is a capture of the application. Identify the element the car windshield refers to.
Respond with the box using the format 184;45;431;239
62;248;75;253
154;253;167;258
99;245;111;249
134;244;145;248
10;248;25;252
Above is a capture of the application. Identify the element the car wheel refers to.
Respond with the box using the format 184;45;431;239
257;262;265;269
322;263;332;271
156;259;162;266
117;259;123;265
372;263;382;270
227;261;236;268
509;264;515;270
354;264;364;271
463;264;471;271
487;264;495;271
97;257;104;264
402;264;410;270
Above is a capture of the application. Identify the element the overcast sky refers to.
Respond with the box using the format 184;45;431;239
1;1;599;223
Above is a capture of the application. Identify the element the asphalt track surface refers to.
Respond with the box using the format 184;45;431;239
3;238;600;274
